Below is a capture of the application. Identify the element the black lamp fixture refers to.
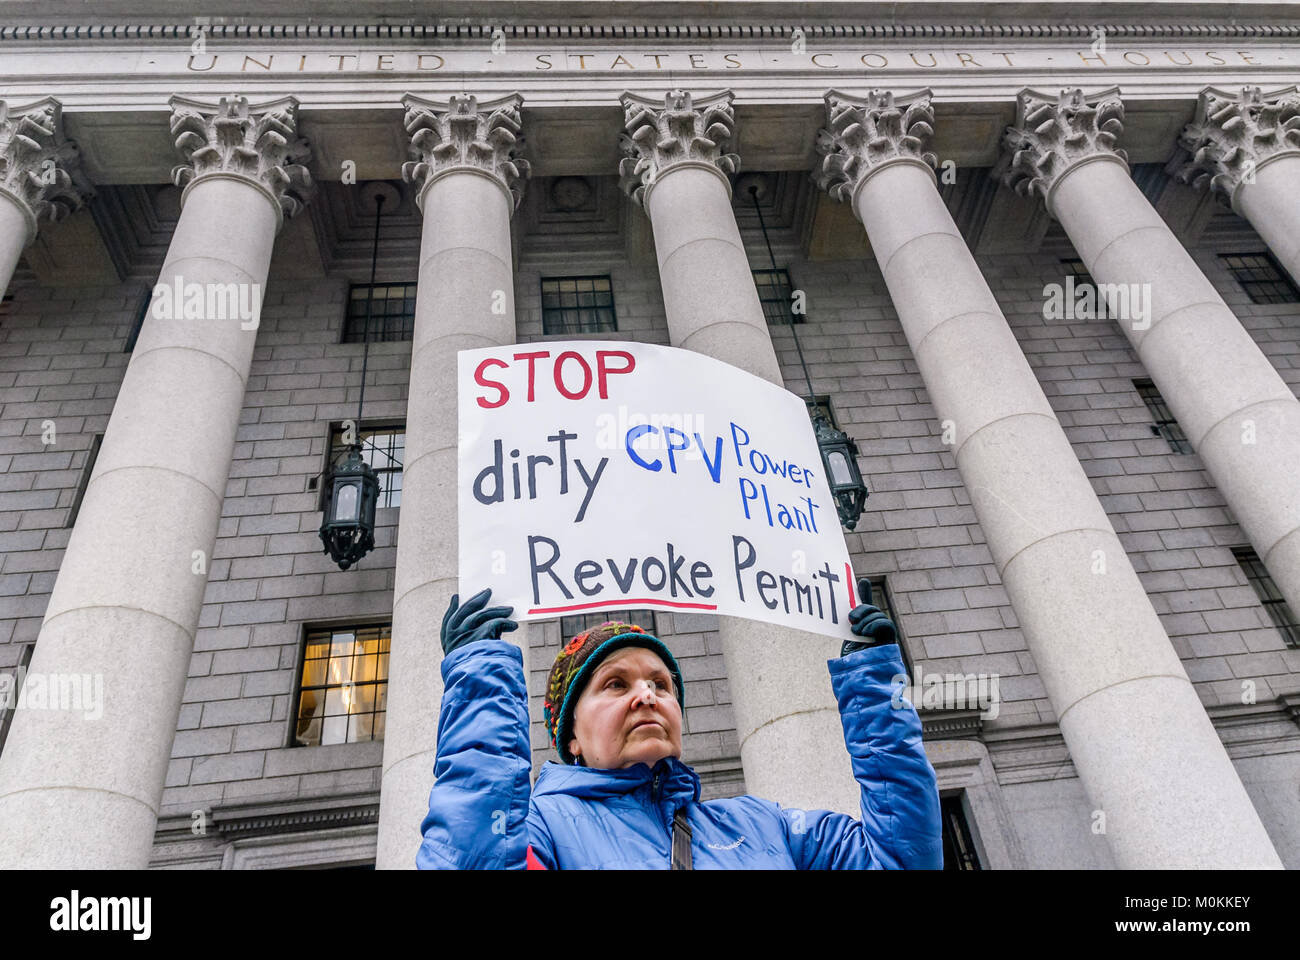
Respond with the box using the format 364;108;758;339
319;182;400;569
740;173;869;531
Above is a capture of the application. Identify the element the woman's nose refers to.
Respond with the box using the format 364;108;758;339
631;680;657;705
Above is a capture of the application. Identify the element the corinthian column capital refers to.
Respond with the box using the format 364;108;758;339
169;94;314;230
1174;85;1300;208
812;88;938;215
996;87;1129;214
618;89;740;209
400;92;530;214
0;97;93;245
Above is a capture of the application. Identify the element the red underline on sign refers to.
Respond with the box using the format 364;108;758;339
845;562;856;609
528;598;720;614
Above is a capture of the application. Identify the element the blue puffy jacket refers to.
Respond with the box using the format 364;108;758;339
416;637;943;869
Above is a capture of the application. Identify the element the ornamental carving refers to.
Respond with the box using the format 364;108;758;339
169;94;313;222
813;88;938;207
401;93;530;212
0;97;92;236
618;89;740;208
997;87;1128;205
1175;85;1300;201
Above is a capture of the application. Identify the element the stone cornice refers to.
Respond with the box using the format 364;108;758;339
918;705;985;740
996;86;1129;216
400;92;531;214
1282;691;1300;728
813;88;939;217
618;89;740;209
1173;84;1300;209
0;97;93;245
169;93;313;230
214;802;379;839
155;792;380;841
3;21;1300;41
984;692;1300;782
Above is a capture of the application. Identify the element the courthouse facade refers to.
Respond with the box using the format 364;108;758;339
1;0;1299;869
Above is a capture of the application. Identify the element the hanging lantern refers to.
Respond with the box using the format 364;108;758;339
317;180;401;570
319;443;380;569
812;412;869;530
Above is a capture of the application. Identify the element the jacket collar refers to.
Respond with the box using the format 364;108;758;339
533;753;701;804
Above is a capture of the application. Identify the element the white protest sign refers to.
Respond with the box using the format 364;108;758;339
458;340;862;640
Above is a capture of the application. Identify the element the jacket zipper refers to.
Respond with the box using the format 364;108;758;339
652;770;676;866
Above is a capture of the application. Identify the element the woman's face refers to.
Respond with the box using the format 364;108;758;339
567;646;683;770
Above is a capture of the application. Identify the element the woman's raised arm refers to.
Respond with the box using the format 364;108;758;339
415;590;533;869
781;642;943;870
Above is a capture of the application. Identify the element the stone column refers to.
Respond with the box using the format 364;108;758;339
0;95;312;869
375;93;530;870
0;97;92;297
819;89;1282;868
1175;84;1300;286
619;89;862;816
1003;86;1300;685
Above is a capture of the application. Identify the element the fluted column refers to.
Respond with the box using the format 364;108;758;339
619;88;863;816
1175;84;1300;285
0;97;92;297
0;96;312;868
820;90;1283;869
1003;86;1300;694
376;93;530;870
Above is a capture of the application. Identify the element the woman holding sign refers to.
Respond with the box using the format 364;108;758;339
416;580;942;869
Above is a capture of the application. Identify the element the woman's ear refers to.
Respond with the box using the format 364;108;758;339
567;736;581;761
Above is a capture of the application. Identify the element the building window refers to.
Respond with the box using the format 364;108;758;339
941;793;982;870
66;434;103;528
1220;252;1300;305
861;574;913;674
559;609;656;643
0;643;35;757
1232;547;1300;649
1134;379;1192;454
294;623;390;747
1060;258;1110;317
125;288;150;352
319;423;404;510
1061;257;1097;287
541;275;616;334
753;268;804;325
343;282;417;343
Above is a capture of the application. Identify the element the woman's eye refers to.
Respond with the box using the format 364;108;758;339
656;680;669;690
606;678;624;689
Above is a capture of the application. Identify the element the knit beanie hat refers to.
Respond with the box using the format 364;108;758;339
543;620;685;766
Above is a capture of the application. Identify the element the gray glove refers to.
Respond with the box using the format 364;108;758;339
440;587;518;656
841;578;898;657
